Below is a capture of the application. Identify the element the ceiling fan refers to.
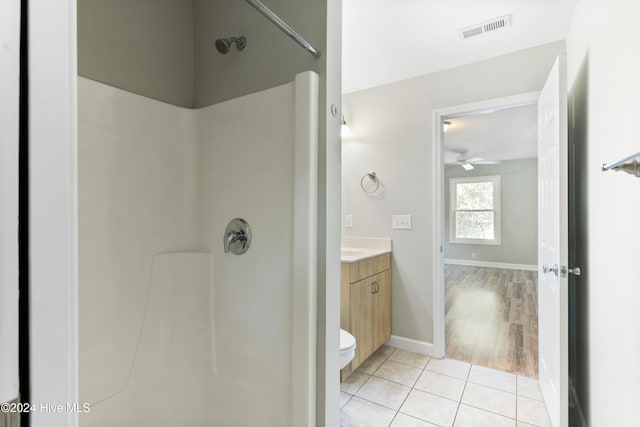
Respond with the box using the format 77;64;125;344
444;150;501;170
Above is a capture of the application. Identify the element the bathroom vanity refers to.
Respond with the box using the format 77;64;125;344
340;237;392;379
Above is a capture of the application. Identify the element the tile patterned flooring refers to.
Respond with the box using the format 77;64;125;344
340;346;551;427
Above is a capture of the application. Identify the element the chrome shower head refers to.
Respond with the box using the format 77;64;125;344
215;36;247;54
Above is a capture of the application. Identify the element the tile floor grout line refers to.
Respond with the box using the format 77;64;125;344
385;359;432;370
458;401;517;421
354;378;418;410
386;408;400;427
392;359;435;427
369;372;423;390
353;373;372;395
339;393;353;412
341;346;549;427
354;394;405;413
465;379;518;395
422;363;474;382
450;363;473;427
516;375;519;423
407;385;467;405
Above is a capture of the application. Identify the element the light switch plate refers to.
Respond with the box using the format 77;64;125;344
392;214;412;230
345;214;353;228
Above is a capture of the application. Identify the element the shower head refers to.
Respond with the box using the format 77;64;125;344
215;36;247;54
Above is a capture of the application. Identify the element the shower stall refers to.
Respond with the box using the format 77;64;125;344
69;0;340;425
78;70;318;427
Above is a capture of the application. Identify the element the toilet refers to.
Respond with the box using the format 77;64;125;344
339;329;357;369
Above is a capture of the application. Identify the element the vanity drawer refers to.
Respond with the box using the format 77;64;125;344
349;253;391;283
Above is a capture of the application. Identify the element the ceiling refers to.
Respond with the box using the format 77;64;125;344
342;0;577;94
443;104;538;164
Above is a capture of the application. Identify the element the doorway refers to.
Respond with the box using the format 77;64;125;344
432;92;539;357
432;92;541;364
440;103;540;378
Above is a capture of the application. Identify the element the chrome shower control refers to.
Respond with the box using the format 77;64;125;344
224;218;252;255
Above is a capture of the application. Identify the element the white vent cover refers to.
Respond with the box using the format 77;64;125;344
459;14;512;40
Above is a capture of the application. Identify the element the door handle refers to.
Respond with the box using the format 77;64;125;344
560;265;581;277
542;264;558;276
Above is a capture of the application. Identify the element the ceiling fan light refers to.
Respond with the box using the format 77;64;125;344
461;163;474;171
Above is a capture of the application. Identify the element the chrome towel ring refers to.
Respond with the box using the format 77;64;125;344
360;172;380;193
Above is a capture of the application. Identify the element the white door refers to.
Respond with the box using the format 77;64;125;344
537;56;569;427
0;0;21;409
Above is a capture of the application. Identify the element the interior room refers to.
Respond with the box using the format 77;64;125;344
442;106;539;379
4;0;640;427
338;2;572;426
443;107;538;271
339;46;555;422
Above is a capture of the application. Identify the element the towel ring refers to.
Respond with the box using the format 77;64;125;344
360;172;380;193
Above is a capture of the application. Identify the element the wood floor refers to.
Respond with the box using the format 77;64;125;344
445;264;539;378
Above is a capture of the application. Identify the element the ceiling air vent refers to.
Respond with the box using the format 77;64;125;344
458;14;512;40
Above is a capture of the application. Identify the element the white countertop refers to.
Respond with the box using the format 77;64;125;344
340;237;392;263
340;247;392;263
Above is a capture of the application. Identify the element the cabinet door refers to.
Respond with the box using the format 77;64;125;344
350;278;374;368
373;270;392;350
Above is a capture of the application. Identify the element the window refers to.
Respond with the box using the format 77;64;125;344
449;175;501;245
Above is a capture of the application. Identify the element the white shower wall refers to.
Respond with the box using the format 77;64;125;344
198;85;296;425
78;76;200;412
79;72;318;426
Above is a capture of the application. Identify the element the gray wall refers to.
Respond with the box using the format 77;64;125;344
444;159;538;266
78;0;329;108
78;0;195;107
342;41;565;345
193;0;326;107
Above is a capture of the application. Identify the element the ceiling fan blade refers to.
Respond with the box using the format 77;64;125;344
465;157;484;163
473;160;502;165
456;161;475;171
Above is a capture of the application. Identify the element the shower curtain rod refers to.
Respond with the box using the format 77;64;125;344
245;0;322;59
602;149;640;171
602;149;640;178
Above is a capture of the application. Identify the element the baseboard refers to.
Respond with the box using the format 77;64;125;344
385;335;443;359
445;258;537;271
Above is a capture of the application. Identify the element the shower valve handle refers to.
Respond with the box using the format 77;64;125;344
223;218;252;255
224;230;247;252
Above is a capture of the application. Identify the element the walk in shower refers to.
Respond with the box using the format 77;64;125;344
77;0;331;425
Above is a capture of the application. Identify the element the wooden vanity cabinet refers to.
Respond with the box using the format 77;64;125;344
341;253;391;374
373;269;391;350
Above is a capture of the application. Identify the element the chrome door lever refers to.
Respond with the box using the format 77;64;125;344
560;265;581;278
